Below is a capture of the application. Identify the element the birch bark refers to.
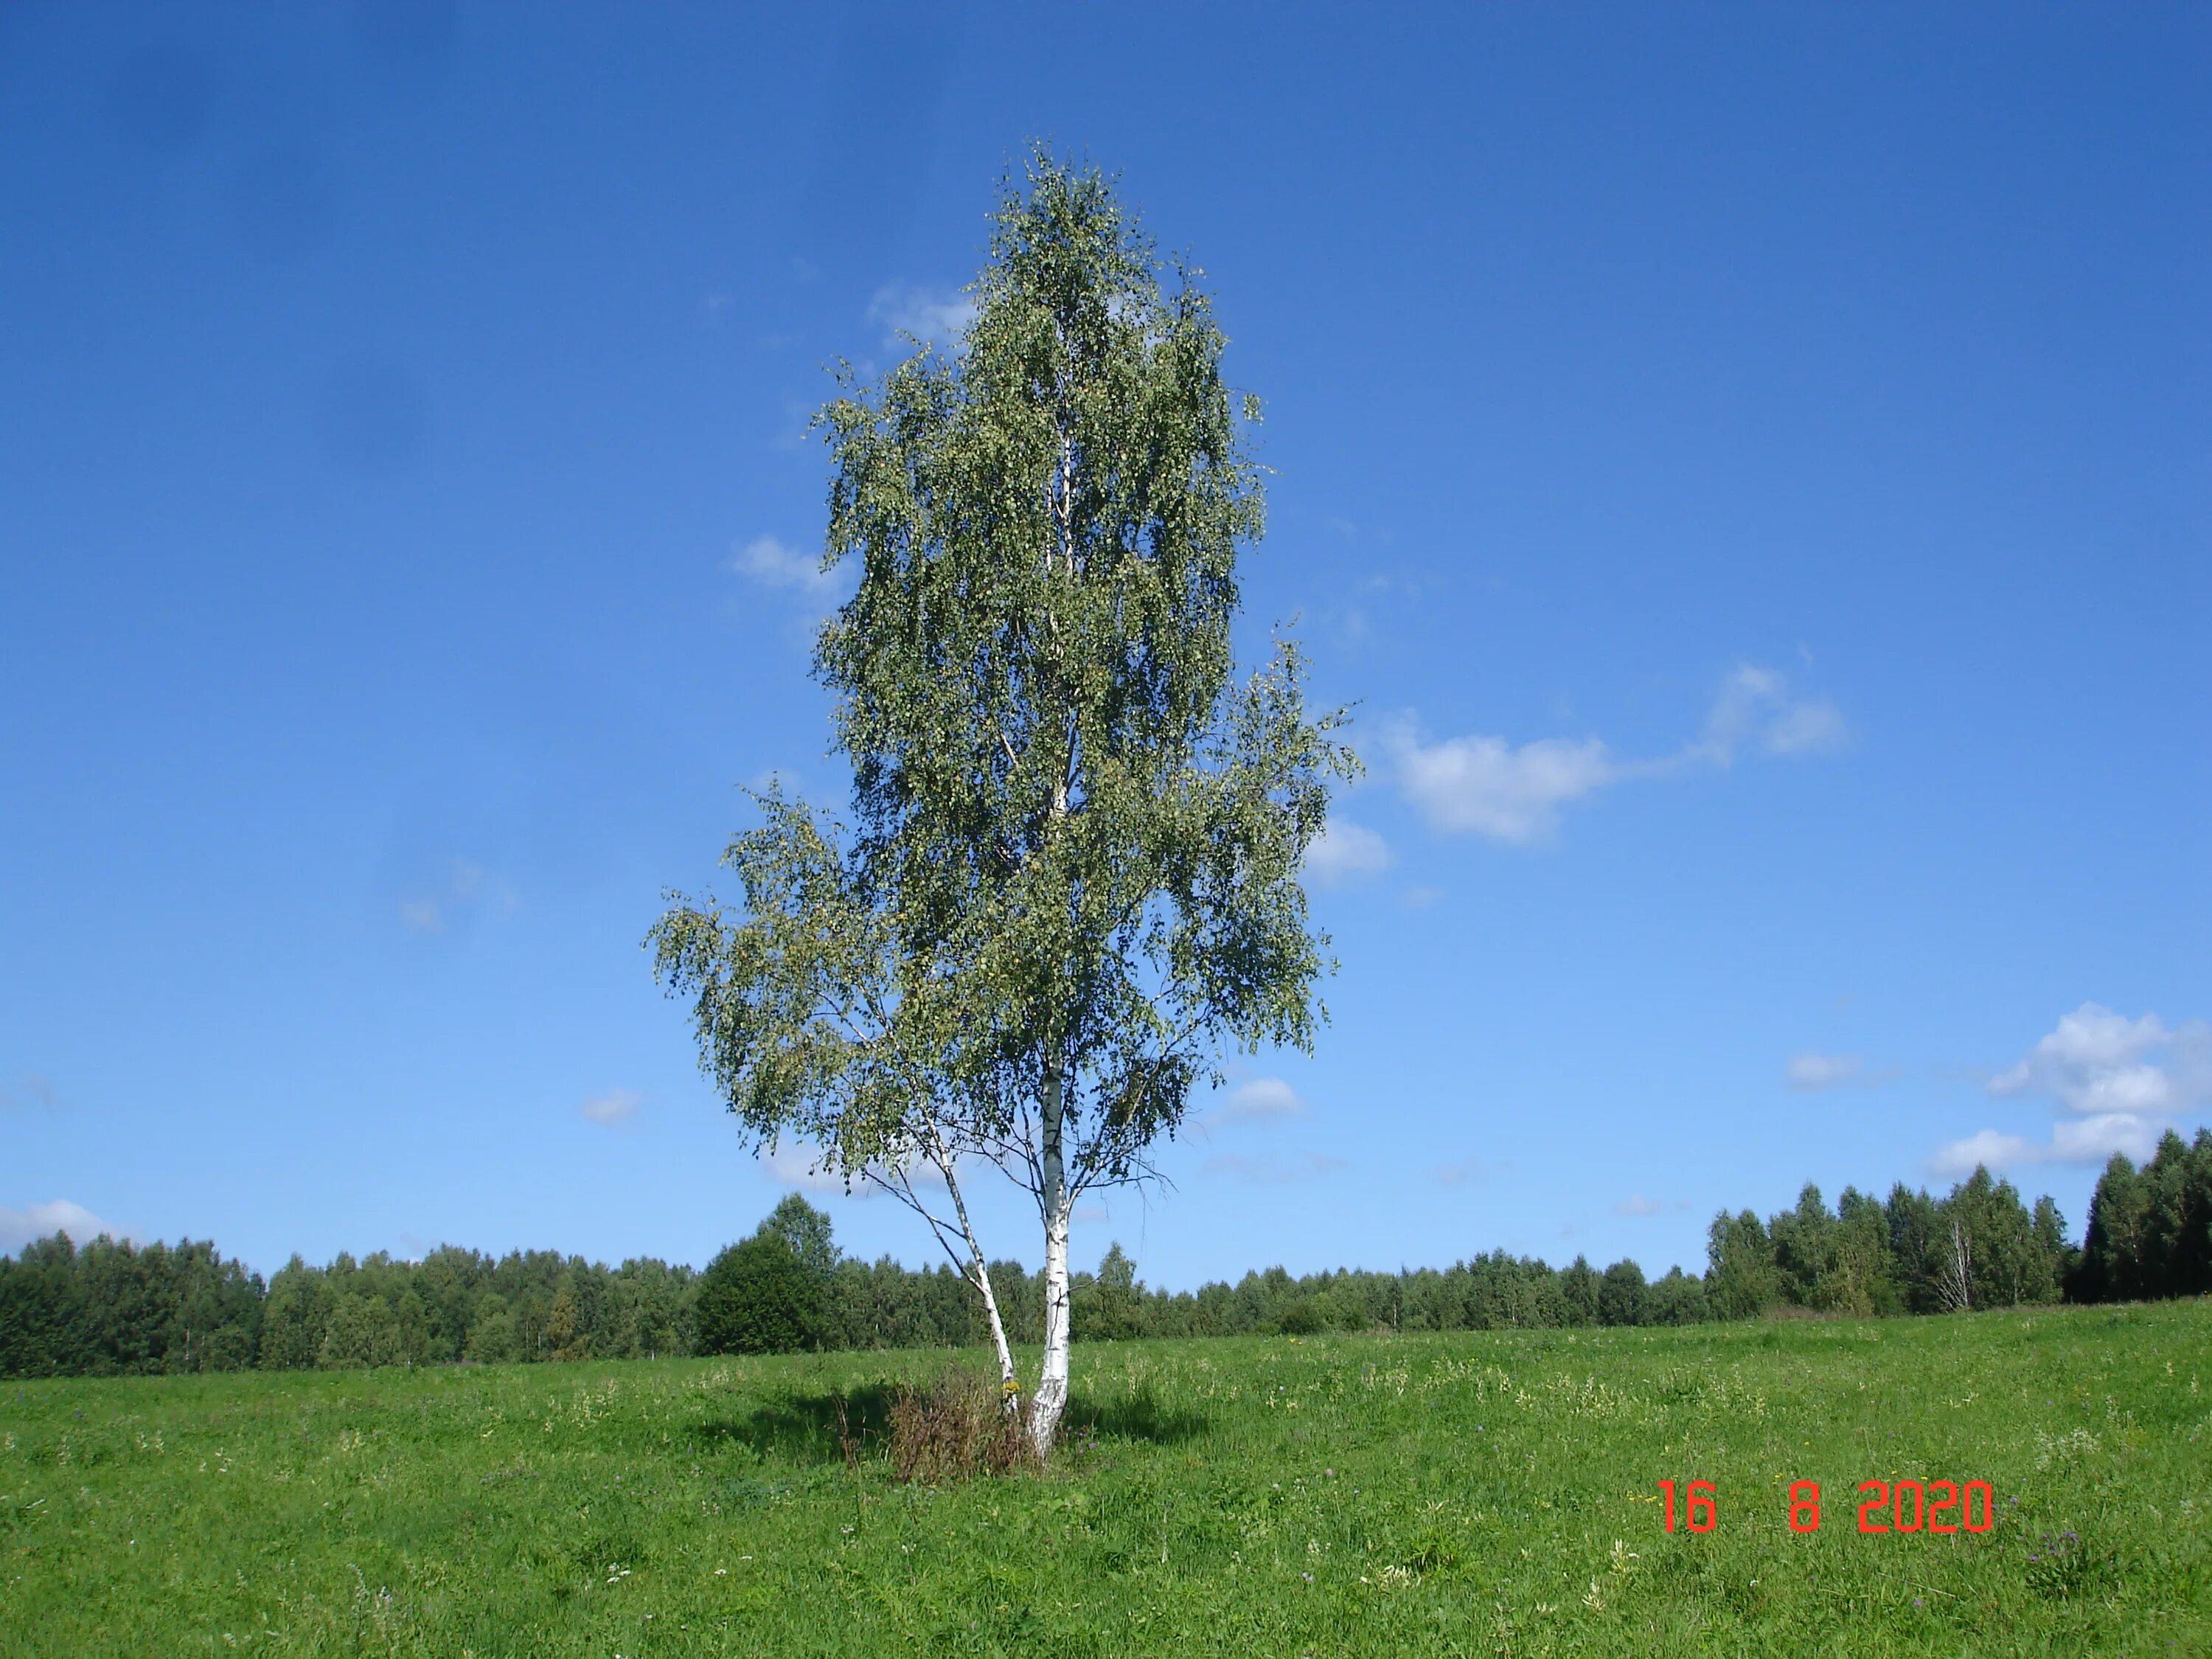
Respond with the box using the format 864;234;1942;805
1030;1060;1074;1455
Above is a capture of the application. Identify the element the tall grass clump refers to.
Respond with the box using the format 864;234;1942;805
887;1366;1039;1482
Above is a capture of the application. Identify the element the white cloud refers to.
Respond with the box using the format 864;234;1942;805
1385;726;1616;845
1926;1114;2169;1178
1989;1003;2212;1116
398;897;444;933
729;535;839;597
1209;1077;1307;1126
1927;1004;2208;1177
1613;1194;1664;1217
1;1199;117;1253
2051;1113;2166;1165
1302;818;1393;886
1399;885;1444;909
1927;1130;2044;1179
579;1088;642;1127
865;283;976;351
1383;663;1844;846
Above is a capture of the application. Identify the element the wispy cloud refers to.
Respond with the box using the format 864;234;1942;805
1693;664;1847;765
1208;1077;1308;1127
580;1088;643;1127
0;1073;58;1111
1613;1194;1665;1217
865;282;975;352
760;1141;966;1198
398;859;515;936
1433;1157;1499;1187
1383;664;1846;846
763;1142;849;1194
1200;1151;1348;1185
1;1199;119;1253
1928;1003;2208;1176
1788;1052;1863;1091
1301;818;1393;887
1786;1052;1900;1092
729;534;840;597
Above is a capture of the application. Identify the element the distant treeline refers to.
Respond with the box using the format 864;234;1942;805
4;1132;2208;1380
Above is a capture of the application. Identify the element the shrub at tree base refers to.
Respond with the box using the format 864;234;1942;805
888;1368;1038;1483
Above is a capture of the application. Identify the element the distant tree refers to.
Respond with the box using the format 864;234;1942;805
0;1235;91;1377
2073;1154;2152;1303
2139;1130;2212;1299
1075;1242;1145;1340
758;1194;839;1280
1941;1167;2053;1308
1559;1256;1601;1326
1646;1267;1710;1326
1597;1259;1649;1326
1883;1184;1947;1313
546;1284;589;1361
465;1293;519;1363
318;1292;403;1369
1820;1187;1898;1316
1769;1183;1835;1308
695;1233;818;1355
1705;1210;1779;1320
258;1257;327;1369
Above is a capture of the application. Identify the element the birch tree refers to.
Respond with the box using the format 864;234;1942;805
650;151;1351;1455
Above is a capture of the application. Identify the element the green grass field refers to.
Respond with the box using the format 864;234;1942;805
3;1301;2207;1656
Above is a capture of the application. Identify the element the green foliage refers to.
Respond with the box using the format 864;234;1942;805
1702;1167;2079;1321
1596;1259;1649;1326
696;1234;820;1356
9;1145;2202;1385
0;1234;260;1378
2;1305;2205;1652
759;1194;839;1281
2072;1130;2212;1303
1705;1210;1780;1319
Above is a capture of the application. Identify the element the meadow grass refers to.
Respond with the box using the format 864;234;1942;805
2;1299;2206;1656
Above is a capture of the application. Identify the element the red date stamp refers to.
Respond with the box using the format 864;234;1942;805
1657;1478;1994;1534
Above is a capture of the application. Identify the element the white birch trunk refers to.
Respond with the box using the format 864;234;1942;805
972;1258;1019;1402
1030;1060;1074;1457
931;1148;1021;1409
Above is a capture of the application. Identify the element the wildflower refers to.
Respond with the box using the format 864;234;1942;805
1301;1572;1314;1582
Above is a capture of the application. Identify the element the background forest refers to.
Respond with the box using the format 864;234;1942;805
4;1131;2207;1380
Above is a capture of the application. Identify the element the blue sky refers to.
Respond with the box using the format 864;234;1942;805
3;4;2206;1287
